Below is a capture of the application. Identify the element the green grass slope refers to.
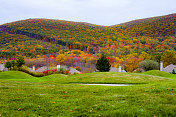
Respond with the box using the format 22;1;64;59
0;71;176;116
142;70;176;79
0;71;34;79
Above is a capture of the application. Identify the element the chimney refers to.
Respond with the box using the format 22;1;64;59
33;66;35;71
160;61;163;71
57;65;60;70
119;64;122;72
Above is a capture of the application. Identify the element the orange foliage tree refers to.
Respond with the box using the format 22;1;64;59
124;57;143;72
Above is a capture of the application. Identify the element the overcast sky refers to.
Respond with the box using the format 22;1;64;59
0;0;175;26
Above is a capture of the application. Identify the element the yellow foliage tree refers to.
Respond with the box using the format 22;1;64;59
56;54;66;65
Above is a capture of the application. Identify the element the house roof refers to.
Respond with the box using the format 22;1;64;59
69;68;80;74
110;67;119;72
27;67;35;72
109;67;126;72
0;64;5;71
163;64;176;73
35;66;49;72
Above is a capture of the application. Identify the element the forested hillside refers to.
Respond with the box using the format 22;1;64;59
0;13;176;72
1;13;175;55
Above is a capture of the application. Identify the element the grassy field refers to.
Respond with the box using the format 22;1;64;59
0;70;176;117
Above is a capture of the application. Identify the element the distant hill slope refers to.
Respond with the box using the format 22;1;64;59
0;19;108;47
112;13;176;37
0;13;176;57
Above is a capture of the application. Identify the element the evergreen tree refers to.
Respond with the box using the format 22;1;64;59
172;69;176;74
5;61;12;70
96;54;111;72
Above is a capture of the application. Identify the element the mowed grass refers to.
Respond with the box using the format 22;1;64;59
0;71;176;117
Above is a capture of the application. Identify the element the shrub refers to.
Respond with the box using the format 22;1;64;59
139;60;159;72
65;70;70;75
21;66;30;73
41;69;58;75
73;72;79;75
75;66;81;72
58;68;66;74
42;70;52;75
52;69;57;73
96;54;111;72
13;66;18;71
31;72;45;77
21;66;45;77
47;70;53;75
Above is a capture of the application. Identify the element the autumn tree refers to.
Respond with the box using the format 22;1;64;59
161;50;176;67
124;57;143;72
96;54;111;72
56;54;66;66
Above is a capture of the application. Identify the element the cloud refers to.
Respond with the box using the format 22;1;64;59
0;0;175;25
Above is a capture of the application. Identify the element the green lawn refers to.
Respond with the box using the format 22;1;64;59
0;70;176;117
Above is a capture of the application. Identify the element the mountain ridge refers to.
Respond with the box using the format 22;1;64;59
1;13;176;26
0;13;176;59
